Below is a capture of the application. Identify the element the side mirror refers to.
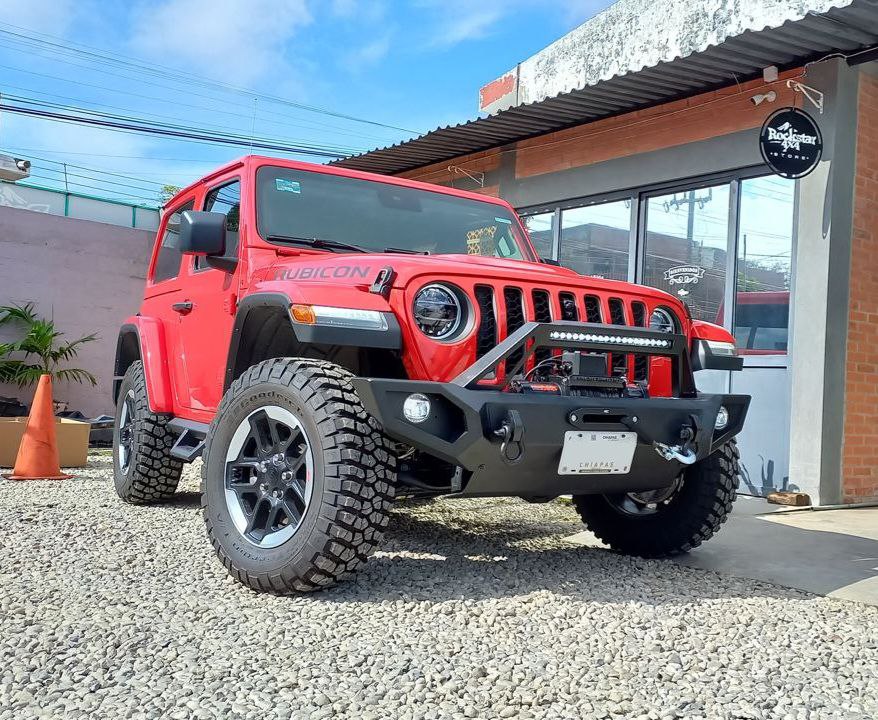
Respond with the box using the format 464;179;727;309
179;210;226;256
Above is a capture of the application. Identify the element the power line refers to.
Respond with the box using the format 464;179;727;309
3;94;360;155
0;101;349;158
0;78;381;148
0;23;420;135
21;174;159;204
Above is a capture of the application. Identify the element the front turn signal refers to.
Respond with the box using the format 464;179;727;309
291;304;317;324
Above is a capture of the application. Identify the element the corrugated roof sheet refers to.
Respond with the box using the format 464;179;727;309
332;0;878;175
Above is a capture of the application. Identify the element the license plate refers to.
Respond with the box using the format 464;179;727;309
558;431;636;475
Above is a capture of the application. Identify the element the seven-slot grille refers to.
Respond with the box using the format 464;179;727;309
474;285;653;383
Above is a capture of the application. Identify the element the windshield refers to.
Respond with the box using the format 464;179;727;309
256;165;531;259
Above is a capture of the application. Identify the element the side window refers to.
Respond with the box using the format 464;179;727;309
152;200;194;284
195;180;241;271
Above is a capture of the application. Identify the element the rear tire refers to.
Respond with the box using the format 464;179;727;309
201;358;396;593
112;361;183;504
573;440;740;557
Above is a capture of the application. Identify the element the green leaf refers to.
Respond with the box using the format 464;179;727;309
0;302;38;326
55;367;97;386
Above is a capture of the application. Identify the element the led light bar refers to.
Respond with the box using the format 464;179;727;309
548;330;672;349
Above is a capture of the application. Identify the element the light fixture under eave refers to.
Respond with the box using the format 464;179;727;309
750;90;777;107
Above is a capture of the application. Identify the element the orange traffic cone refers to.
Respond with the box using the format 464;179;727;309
3;374;71;481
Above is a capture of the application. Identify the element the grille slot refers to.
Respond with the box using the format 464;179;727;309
532;290;552;364
631;301;646;327
584;295;602;323
631;301;648;382
607;297;628;377
558;291;578;321
608;298;626;325
474;285;496;359
504;287;526;374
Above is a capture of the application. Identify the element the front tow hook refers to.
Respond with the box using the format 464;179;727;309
493;409;524;464
653;442;697;465
653;420;699;465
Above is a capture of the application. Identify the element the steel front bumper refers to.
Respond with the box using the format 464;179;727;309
352;321;750;497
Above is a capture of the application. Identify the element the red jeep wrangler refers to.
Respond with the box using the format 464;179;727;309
113;156;748;593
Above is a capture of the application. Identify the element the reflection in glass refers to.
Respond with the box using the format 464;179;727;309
521;212;554;259
642;185;730;322
734;176;794;355
559;200;631;280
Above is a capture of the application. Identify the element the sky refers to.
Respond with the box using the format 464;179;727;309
0;0;612;207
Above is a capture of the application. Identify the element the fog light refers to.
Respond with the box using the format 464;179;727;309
715;405;729;430
403;393;431;424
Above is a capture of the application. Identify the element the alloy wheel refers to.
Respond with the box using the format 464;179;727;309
223;406;314;548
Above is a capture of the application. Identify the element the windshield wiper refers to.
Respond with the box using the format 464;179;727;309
266;234;368;254
383;247;430;255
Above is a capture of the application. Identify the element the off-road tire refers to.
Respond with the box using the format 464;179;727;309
113;361;183;503
573;440;740;557
201;358;396;593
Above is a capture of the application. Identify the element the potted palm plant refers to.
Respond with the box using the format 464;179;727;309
0;303;97;468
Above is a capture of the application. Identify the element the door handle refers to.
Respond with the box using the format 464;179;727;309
172;301;193;315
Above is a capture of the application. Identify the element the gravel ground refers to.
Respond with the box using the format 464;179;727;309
1;453;877;720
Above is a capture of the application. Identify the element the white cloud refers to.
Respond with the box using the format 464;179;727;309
424;1;504;48
129;0;311;87
418;0;611;50
341;32;392;72
0;0;77;35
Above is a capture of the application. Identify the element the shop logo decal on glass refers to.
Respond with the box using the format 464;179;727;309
664;265;705;295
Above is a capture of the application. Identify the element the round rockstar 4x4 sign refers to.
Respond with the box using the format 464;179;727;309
759;107;823;179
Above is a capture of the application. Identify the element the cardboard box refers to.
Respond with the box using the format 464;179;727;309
0;417;91;468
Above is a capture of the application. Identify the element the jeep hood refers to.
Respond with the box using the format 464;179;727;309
259;251;686;311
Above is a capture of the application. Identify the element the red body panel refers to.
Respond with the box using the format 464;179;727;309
130;156;708;419
123;315;175;413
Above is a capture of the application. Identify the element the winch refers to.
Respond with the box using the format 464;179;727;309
508;351;643;398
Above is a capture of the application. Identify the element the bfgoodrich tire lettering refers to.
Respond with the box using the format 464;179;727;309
201;358;396;593
573;440;740;557
112;361;183;503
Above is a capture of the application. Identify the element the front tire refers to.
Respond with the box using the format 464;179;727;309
573;440;740;557
112;361;183;504
201;358;396;593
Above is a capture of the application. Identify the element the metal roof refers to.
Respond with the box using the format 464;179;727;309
332;0;878;175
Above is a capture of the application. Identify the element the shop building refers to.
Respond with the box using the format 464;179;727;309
335;0;878;505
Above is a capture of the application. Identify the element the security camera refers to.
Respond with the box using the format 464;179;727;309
15;159;30;171
750;90;777;106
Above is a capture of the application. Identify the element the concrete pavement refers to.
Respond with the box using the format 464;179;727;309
566;496;878;606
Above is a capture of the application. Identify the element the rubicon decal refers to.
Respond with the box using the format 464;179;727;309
273;265;371;281
760;108;822;179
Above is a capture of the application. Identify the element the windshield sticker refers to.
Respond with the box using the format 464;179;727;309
495;217;512;224
466;225;497;255
275;179;301;194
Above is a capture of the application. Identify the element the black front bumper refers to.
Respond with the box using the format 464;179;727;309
353;321;750;497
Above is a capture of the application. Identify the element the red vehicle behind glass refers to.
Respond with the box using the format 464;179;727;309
113;156;749;593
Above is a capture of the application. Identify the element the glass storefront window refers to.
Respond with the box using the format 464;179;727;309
521;211;554;259
642;184;730;323
734;176;794;355
559;200;630;280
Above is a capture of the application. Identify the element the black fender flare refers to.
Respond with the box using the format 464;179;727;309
223;292;402;392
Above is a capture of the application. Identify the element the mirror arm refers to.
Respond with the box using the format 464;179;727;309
206;255;238;272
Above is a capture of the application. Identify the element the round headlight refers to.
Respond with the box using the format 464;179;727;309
413;284;462;340
649;308;677;334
